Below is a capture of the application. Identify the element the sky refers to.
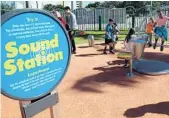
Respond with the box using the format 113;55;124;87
83;1;95;7
40;1;95;8
1;1;99;9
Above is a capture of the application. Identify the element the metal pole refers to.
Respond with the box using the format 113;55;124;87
125;6;136;29
36;1;38;9
25;1;29;8
94;9;96;30
63;1;64;7
71;1;74;10
132;14;135;28
151;1;152;7
19;101;26;118
129;59;133;75
151;1;153;13
99;15;102;31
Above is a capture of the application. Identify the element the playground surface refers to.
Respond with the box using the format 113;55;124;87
1;41;169;118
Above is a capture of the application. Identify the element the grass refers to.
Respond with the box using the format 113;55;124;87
75;30;169;44
75;31;127;44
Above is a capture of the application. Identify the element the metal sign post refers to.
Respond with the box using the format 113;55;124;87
19;91;58;118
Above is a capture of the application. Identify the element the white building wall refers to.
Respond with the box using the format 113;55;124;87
64;1;71;7
10;1;83;10
14;1;25;9
28;1;43;9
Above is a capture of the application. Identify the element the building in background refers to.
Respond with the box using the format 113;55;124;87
1;1;25;8
1;1;42;9
29;1;83;10
1;1;84;10
63;1;83;10
1;1;15;7
29;1;43;9
76;1;83;8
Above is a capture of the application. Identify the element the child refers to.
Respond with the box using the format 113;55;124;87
53;11;67;28
103;18;115;54
114;23;120;41
109;21;119;52
153;10;169;51
146;17;154;47
123;28;136;68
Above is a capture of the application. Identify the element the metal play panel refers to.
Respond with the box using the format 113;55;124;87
133;59;169;75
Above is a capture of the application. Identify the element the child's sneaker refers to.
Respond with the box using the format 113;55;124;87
149;43;152;47
153;43;157;49
103;51;108;54
109;50;115;54
160;45;164;51
123;64;129;68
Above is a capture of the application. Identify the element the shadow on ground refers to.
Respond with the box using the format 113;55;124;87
73;43;168;93
97;49;104;52
144;52;169;62
107;60;124;66
153;44;169;48
97;48;123;53
94;43;105;46
78;46;90;48
124;102;169;117
72;65;150;93
95;44;169;63
75;53;103;57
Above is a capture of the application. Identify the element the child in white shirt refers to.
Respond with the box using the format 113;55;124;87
123;28;136;67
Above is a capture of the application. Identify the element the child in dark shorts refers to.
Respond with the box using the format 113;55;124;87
109;22;119;51
103;18;115;54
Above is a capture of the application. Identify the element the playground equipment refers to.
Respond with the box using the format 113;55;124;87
133;59;169;75
131;7;169;76
117;52;134;78
128;35;148;59
118;34;148;78
124;33;169;76
88;35;95;47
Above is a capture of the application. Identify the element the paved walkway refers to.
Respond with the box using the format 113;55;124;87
2;41;169;118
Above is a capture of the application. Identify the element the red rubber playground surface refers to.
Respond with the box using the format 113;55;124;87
1;41;169;118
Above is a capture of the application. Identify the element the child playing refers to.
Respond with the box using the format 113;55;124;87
109;21;119;52
153;10;169;51
146;17;154;47
123;28;136;68
103;18;115;54
114;23;120;41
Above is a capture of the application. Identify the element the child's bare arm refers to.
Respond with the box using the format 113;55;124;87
167;16;169;20
153;22;157;27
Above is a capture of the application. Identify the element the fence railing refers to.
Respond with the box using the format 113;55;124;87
58;7;169;32
2;7;169;33
58;8;126;31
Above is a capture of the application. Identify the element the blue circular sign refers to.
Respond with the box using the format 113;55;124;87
1;9;71;100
